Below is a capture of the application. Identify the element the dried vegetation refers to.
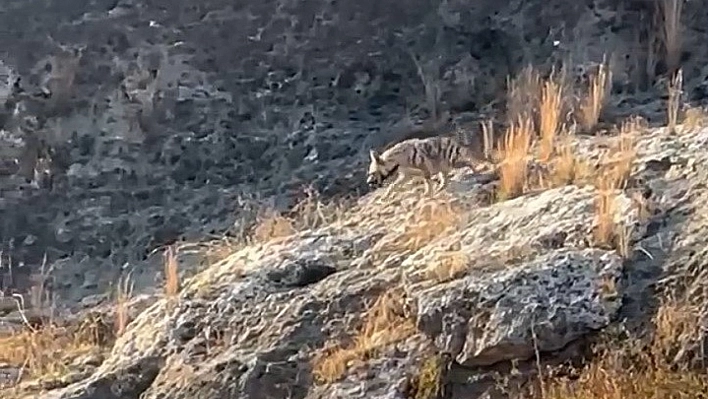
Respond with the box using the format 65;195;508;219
312;289;417;384
537;298;708;399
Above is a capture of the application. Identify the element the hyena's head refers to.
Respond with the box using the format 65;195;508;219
366;149;397;188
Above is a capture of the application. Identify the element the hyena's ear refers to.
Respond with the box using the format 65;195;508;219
369;149;383;164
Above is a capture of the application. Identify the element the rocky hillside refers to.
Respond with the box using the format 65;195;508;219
4;115;707;398
2;0;708;398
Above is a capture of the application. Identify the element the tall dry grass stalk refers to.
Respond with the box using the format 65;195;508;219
657;0;684;76
539;78;564;162
163;245;180;298
480;119;494;160
667;69;683;133
507;65;542;125
578;60;612;131
611;117;640;186
114;274;133;337
549;128;579;187
495;115;534;200
593;173;619;249
592;117;638;249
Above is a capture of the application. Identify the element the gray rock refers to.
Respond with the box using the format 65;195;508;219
416;249;623;367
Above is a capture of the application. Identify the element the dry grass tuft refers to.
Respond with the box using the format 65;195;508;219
251;187;350;243
185;188;350;271
312;290;416;384
592;174;620;250
0;259;113;388
578;60;612;131
495;115;534;200
114;274;133;337
371;198;463;259
507;65;542;124
424;251;469;283
251;209;296;242
287;186;349;230
613;117;641;184
395;200;460;252
667;69;683;133
682;105;708;132
546;129;595;188
540;298;708;399
0;316;111;383
656;0;684;76
480;119;495;160
405;354;446;399
163;245;180;298
592;118;638;250
538;77;565;162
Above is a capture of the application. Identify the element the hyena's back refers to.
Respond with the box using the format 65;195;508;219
384;136;487;174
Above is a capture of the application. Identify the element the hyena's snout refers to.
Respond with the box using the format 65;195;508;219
366;174;380;188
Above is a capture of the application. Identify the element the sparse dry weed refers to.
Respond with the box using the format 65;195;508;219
288;186;350;230
424;251;469;283
507;65;542;124
251;209;296;242
371;198;463;260
312;290;416;384
0;259;111;388
405;354;446;399
252;187;350;243
540;298;708;399
114;274;133;337
578;60;611;131
538;78;565;162
682;105;708;132
163;245;180;298
667;69;683;133
495;115;534;200
592;118;637;251
189;235;247;268
0;316;110;383
189;188;350;269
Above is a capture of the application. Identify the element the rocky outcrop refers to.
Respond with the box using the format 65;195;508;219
12;122;701;398
416;249;624;368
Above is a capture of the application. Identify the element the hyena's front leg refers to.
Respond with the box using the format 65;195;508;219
384;172;412;199
422;173;436;197
435;171;449;193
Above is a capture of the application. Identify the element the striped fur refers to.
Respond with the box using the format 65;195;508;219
367;135;493;198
